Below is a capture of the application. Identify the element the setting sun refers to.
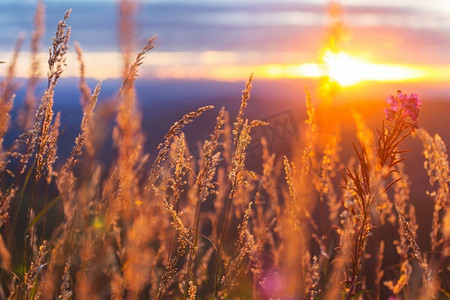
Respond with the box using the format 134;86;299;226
297;50;428;86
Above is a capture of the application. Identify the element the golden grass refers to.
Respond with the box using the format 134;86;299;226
0;1;449;299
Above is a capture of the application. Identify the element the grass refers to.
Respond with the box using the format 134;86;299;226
0;1;449;299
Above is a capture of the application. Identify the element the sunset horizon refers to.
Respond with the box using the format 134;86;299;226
1;0;450;86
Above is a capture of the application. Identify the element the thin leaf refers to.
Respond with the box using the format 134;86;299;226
26;194;62;233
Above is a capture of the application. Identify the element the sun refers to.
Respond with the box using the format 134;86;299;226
281;50;427;87
322;50;367;86
260;50;428;86
319;50;426;86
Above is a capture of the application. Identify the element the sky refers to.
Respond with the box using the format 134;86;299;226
1;0;450;85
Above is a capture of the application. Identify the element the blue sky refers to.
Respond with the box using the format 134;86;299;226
1;0;450;81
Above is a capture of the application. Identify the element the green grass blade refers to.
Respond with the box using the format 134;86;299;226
25;194;62;233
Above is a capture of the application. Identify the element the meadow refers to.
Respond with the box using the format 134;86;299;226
0;1;449;299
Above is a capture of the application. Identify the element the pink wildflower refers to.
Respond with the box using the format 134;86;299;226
384;108;396;121
386;95;399;111
384;90;421;126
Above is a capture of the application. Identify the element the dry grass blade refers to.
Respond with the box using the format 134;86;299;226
119;36;157;99
0;187;18;229
58;258;72;299
218;201;253;299
417;129;449;251
233;73;253;145
394;203;430;281
63;83;101;172
18;0;45;130
74;42;91;107
0;35;24;152
47;9;71;89
211;75;259;296
148;105;214;185
20;10;71;176
119;0;137;70
186;108;225;286
158;198;192;299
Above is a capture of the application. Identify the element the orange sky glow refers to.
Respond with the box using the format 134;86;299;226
1;0;450;89
3;49;449;87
